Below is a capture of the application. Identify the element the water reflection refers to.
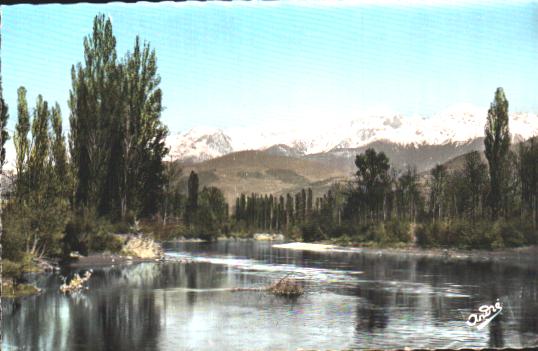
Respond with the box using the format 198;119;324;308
3;241;538;350
354;284;390;332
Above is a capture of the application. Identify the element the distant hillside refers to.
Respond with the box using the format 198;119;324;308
171;135;536;207
431;135;533;175
306;138;485;174
176;150;348;206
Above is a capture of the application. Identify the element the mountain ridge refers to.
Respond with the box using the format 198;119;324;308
167;106;538;164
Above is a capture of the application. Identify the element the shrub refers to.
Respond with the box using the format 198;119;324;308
416;221;445;248
88;230;123;253
2;218;25;261
498;221;526;248
300;223;326;242
63;212;124;255
385;220;412;243
2;260;23;282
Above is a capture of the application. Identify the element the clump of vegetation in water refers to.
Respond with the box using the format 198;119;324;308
268;276;304;297
231;274;304;297
59;271;92;294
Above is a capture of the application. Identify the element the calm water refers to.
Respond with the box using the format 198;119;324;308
3;241;538;350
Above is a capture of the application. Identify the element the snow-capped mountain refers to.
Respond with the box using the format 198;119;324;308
166;104;538;163
167;128;234;163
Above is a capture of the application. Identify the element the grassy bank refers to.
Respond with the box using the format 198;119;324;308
294;218;537;251
1;258;42;298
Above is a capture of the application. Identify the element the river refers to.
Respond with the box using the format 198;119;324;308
3;240;538;350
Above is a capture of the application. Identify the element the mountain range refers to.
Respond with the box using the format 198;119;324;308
168;104;538;166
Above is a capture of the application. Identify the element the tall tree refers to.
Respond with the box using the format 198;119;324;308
484;87;511;219
395;167;422;222
354;148;391;222
121;36;168;218
69;14;121;214
185;171;199;227
429;164;447;221
463;151;488;221
12;94;68;256
28;95;50;191
519;137;538;228
14;87;30;178
50;103;71;202
196;186;228;240
306;188;313;219
285;193;294;227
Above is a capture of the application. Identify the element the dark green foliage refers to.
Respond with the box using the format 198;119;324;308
484;87;511;219
463;151;488;221
429;164;447;221
394;167;423;222
194;186;228;240
2;208;26;261
161;161;184;224
384;220;412;243
63;211;122;255
352;148;391;222
185;171;199;226
299;222;325;242
14;87;30;178
2;260;24;282
415;219;534;250
519;137;538;228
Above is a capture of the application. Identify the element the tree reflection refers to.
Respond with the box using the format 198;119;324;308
354;285;389;332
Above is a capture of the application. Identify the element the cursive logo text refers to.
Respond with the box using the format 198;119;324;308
466;299;502;330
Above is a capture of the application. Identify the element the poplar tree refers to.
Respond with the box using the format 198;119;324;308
484;87;511;219
69;14;120;213
14;87;30;179
28;96;50;192
121;36;168;218
50;103;71;200
185;171;199;226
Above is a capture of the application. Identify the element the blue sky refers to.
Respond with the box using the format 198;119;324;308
2;1;538;134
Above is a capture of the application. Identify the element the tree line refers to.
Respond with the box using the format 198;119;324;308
229;88;538;248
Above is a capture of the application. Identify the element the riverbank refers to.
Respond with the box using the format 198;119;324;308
273;241;538;264
1;280;41;298
1;235;166;298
